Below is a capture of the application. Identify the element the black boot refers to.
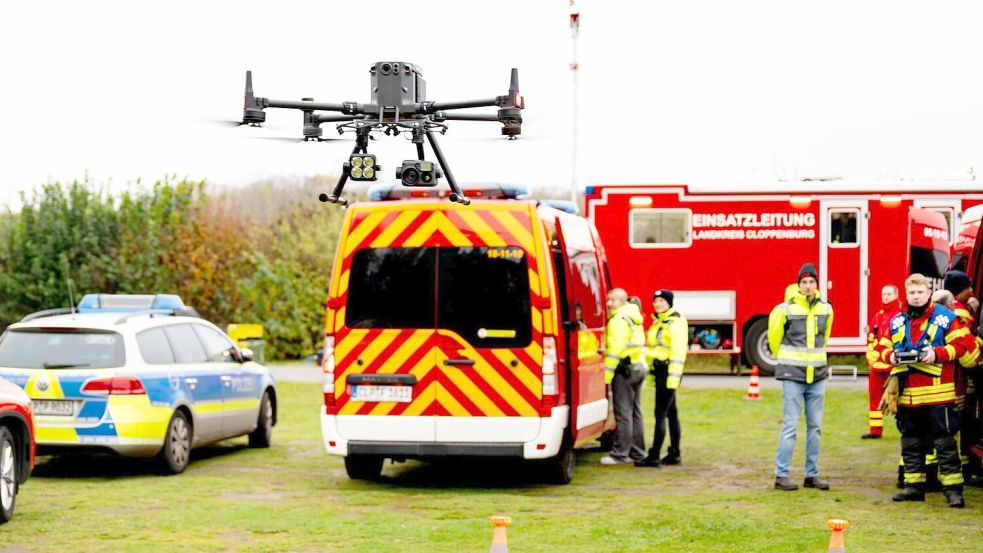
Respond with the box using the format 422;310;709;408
892;485;926;502
944;488;965;508
660;447;681;465
896;465;905;489
634;454;661;468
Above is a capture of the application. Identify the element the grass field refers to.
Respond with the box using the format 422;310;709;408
1;381;980;552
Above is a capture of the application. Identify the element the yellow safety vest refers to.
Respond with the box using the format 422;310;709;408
604;303;645;384
645;308;689;389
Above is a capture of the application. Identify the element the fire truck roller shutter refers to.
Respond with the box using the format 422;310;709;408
744;317;778;376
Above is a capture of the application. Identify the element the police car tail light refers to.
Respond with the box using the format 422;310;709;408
322;336;338;415
82;376;146;395
541;336;559;413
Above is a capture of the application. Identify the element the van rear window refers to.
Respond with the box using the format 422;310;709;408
347;248;436;329
346;247;532;348
0;329;125;369
438;247;532;348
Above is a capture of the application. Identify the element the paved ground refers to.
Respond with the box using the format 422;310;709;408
267;364;869;390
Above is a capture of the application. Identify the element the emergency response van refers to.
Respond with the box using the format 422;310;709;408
319;184;613;483
585;182;983;374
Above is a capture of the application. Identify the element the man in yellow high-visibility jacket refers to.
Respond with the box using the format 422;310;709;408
636;289;688;468
599;288;647;465
768;263;834;491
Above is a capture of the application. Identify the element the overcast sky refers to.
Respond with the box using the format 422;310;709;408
3;1;983;207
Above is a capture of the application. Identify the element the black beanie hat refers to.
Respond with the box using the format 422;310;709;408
798;263;818;283
943;270;972;294
653;289;674;307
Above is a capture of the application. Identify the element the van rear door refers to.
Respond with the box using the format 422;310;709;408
334;244;439;442
433;204;545;442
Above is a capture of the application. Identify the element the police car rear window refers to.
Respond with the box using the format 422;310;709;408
0;328;125;369
346;247;532;348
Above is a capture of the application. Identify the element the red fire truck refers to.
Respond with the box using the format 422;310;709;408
585;183;983;374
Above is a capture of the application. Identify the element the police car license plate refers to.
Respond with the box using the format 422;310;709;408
351;385;412;403
31;399;75;417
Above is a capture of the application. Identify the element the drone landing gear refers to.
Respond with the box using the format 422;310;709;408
425;130;470;206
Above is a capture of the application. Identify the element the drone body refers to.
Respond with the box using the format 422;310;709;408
237;62;525;206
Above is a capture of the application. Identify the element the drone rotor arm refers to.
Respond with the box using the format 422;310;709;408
428;98;498;112
438;113;499;122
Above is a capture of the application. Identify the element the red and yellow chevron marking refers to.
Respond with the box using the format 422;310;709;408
326;200;558;335
324;200;559;418
332;327;545;418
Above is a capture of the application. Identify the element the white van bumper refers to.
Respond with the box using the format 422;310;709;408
320;405;568;460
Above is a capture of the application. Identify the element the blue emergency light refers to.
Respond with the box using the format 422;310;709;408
76;294;191;313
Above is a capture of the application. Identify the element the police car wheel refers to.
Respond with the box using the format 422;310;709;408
0;427;17;523
345;455;384;481
160;411;192;475
248;391;274;448
546;437;575;485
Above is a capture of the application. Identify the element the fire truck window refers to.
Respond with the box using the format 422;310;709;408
929;208;955;244
437;247;532;348
347;248;436;329
909;246;949;280
829;210;858;245
630;210;691;247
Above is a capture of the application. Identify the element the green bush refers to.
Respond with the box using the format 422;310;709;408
0;177;346;359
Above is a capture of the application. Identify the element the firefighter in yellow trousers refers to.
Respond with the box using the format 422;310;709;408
599;288;647;466
637;289;688;468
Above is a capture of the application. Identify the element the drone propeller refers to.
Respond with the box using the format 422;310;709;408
249;135;350;144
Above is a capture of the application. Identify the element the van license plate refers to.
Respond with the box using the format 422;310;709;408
31;399;75;417
351;385;412;403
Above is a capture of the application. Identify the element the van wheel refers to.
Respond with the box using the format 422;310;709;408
248;391;274;448
744;318;777;376
546;436;575;485
159;411;192;475
0;427;17;524
345;455;384;481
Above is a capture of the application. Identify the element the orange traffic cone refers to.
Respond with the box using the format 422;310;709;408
744;365;762;400
827;519;848;552
489;515;512;553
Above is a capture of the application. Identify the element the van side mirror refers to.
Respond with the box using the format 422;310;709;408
240;348;254;362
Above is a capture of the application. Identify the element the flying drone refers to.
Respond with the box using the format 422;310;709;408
236;62;525;206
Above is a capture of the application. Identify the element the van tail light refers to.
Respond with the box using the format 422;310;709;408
322;335;338;415
81;376;146;395
540;336;560;415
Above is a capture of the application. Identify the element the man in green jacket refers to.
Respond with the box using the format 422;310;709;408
636;289;689;468
769;263;834;491
599;288;647;465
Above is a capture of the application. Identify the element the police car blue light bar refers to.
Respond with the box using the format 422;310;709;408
77;294;191;313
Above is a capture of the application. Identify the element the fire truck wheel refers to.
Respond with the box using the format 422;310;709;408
744;318;777;376
545;436;575;485
345;455;384;481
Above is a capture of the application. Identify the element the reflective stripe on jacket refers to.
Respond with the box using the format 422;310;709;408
646;308;689;389
767;285;834;384
604;303;645;384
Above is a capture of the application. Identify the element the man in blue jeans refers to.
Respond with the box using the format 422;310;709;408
767;263;834;491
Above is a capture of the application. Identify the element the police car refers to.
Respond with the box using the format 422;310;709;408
0;294;277;474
